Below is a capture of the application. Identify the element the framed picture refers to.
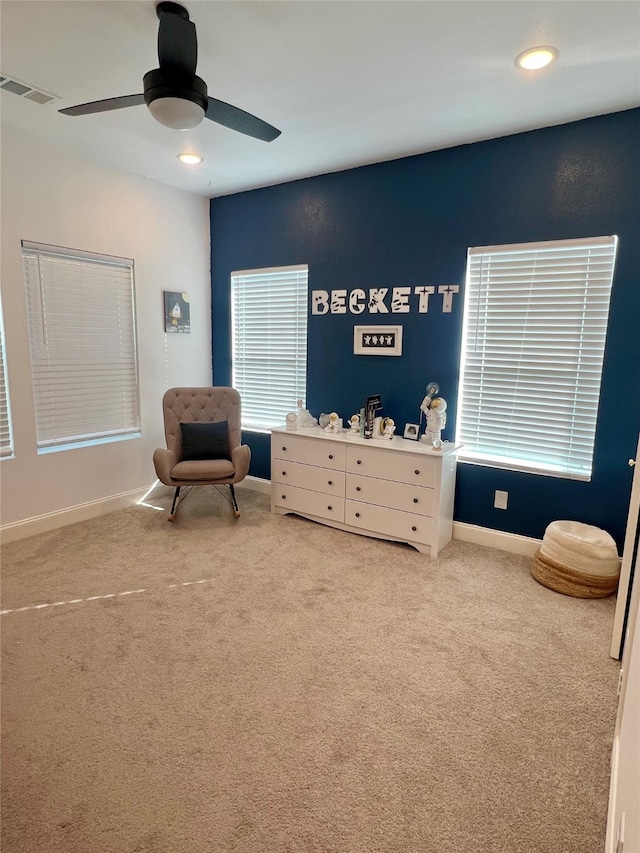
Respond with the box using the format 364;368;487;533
353;325;403;356
164;291;191;333
404;422;420;440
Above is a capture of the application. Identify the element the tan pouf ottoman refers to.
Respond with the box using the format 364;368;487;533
531;520;620;598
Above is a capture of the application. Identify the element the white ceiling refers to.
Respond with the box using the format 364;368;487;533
2;1;639;198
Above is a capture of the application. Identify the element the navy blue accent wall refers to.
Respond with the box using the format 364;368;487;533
211;109;640;548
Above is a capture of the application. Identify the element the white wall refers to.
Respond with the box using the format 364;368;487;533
0;125;212;537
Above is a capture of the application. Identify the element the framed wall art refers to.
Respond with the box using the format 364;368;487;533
164;291;191;333
353;325;403;356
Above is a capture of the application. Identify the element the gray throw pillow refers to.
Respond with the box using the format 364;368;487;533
180;421;230;461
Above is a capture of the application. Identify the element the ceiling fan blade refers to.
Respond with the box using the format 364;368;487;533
205;97;281;142
60;94;145;116
157;2;197;76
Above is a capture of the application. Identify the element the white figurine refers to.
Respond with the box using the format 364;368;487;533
421;397;447;447
324;411;341;434
348;414;360;434
382;417;396;439
296;399;318;428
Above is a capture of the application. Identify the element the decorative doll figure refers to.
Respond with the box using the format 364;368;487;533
324;412;341;433
423;397;447;446
382;417;396;439
348;414;360;434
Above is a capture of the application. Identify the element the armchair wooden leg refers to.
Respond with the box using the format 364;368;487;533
168;486;194;521
167;487;181;521
229;484;240;518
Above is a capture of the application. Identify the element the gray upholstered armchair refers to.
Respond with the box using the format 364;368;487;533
153;387;251;521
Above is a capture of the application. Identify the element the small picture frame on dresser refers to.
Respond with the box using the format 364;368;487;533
404;422;419;440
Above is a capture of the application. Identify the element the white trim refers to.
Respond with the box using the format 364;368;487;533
0;487;151;544
1;476;541;557
253;474;541;556
248;475;542;555
230;263;308;277
238;475;272;495
452;521;541;556
605;735;621;853
469;235;616;255
610;431;640;659
21;239;133;267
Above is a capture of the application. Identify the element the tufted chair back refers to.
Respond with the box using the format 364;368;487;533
162;387;242;458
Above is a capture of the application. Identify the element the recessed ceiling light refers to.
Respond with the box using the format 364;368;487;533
515;46;558;71
177;153;203;165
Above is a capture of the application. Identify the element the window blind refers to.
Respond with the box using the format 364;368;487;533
231;265;308;430
0;300;13;459
22;241;141;452
456;236;618;481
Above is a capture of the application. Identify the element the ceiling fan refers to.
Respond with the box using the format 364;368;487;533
59;1;281;142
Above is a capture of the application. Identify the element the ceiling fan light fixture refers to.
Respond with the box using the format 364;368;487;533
178;152;203;165
57;4;280;142
515;46;558;71
148;96;204;130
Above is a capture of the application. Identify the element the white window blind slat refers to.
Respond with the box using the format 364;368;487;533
22;241;141;452
456;235;618;480
231;265;308;430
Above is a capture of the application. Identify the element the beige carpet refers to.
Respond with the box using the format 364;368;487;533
1;487;619;853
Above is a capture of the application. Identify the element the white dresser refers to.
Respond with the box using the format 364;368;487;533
270;427;459;557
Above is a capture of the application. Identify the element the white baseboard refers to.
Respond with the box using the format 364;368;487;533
1;477;542;557
453;521;541;556
0;487;153;544
604;735;620;853
238;476;272;495
243;478;542;556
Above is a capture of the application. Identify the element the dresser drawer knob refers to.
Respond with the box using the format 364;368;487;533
282;471;287;476
411;525;417;532
327;505;333;511
357;459;362;465
282;495;286;500
356;486;361;492
328;480;333;485
413;497;418;504
282;446;287;451
355;512;360;518
414;469;420;475
328;454;334;460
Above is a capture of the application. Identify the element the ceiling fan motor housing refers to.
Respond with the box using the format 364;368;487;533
143;68;208;129
143;68;208;111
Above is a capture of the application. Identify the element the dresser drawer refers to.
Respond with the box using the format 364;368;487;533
275;483;345;523
346;474;434;516
273;459;345;496
345;500;433;545
273;434;346;470
346;445;436;486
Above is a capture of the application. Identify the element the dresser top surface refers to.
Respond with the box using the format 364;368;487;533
271;426;460;458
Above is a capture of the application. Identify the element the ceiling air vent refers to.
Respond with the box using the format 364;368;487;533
0;74;59;105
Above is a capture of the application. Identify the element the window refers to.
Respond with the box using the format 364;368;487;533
231;265;308;431
0;296;14;459
456;236;618;481
22;241;140;453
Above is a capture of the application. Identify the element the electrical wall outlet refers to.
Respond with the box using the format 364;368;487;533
494;490;509;510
